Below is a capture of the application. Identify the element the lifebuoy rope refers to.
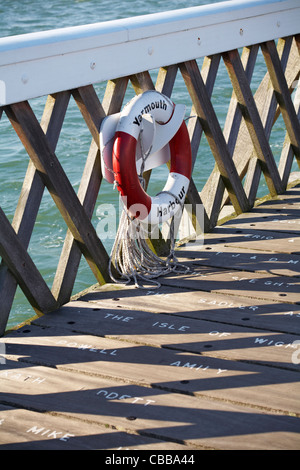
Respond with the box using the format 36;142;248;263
108;207;190;289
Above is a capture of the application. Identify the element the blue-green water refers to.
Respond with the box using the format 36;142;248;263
0;0;294;330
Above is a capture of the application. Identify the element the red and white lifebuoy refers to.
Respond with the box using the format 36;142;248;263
112;91;192;224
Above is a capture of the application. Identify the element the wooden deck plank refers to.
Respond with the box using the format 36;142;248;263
77;283;300;334
0;404;190;450
0;359;299;450
3;324;300;415
223;211;300;233
1;186;300;450
27;301;299;371
202;227;300;254
222;191;300;233
179;244;300;277
159;265;300;304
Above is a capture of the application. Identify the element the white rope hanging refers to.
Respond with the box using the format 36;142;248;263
108;123;190;289
109;199;189;289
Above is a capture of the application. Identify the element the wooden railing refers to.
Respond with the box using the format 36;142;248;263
0;0;300;335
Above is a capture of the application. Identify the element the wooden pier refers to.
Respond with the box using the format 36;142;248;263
1;184;300;450
1;0;300;450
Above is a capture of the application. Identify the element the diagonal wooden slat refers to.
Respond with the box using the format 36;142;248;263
261;39;300;167
0;207;57;314
243;37;294;203
72;85;105;147
187;56;221;168
223;46;259;159
4;100;111;286
202;37;300;210
279;79;300;185
180;59;250;216
0;92;70;335
155;65;178;97
51;139;102;304
222;48;284;197
202;46;258;227
52;78;129;304
185;55;221;232
102;78;129;115
130;71;155;94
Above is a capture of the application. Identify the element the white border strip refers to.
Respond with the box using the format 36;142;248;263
0;0;299;105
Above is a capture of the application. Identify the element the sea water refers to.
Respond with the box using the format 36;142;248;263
0;0;293;329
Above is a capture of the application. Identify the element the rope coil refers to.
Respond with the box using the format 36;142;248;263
109;119;189;289
108;199;190;289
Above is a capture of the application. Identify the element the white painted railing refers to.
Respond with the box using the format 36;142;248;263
0;0;300;105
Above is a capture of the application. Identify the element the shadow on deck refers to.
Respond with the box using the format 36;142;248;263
0;185;300;450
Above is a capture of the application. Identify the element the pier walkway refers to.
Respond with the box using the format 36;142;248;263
1;184;300;450
1;0;300;450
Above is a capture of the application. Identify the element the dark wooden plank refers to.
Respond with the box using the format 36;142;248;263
223;210;300;234
0;359;299;449
4;324;300;415
0;404;188;450
202;226;300;254
221;186;300;233
30;300;300;371
77;282;300;335
178;244;300;277
130;71;155;94
159;264;300;304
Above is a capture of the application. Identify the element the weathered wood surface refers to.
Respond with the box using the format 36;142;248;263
0;186;300;450
1;34;300;337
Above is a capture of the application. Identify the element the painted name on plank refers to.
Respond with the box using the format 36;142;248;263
96;389;156;406
198;296;300;319
55;339;118;356
210;251;300;264
170;361;227;374
0;370;45;384
27;426;75;441
0;416;75;443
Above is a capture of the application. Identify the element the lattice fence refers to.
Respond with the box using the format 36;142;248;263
0;35;299;334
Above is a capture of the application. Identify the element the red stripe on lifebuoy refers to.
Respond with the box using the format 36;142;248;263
112;131;151;219
169;121;192;179
113;120;192;221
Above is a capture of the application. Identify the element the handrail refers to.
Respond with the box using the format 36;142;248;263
0;0;300;335
0;0;299;105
